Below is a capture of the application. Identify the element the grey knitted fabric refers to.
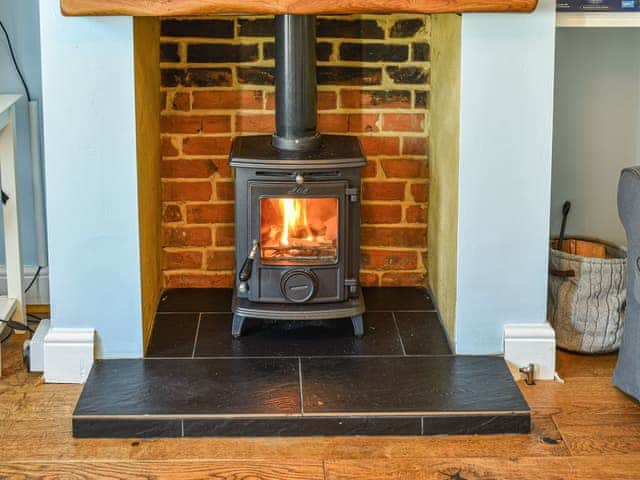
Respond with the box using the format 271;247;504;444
548;242;626;353
613;166;640;401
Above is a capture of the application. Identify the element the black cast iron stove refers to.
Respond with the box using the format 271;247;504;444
230;15;366;337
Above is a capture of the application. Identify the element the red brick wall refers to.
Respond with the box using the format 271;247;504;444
160;15;430;288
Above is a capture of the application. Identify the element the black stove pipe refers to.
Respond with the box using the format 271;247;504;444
272;15;321;152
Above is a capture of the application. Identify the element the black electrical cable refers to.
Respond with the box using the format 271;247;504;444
24;265;42;293
0;326;13;345
0;19;31;101
0;318;34;333
0;314;45;344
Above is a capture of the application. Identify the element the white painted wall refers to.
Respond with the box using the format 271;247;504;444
551;28;640;246
455;0;557;353
39;1;143;358
0;0;45;271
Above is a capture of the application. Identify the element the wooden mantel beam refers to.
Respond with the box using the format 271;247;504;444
61;0;538;16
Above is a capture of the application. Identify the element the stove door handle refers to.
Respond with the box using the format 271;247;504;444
239;257;254;282
239;241;259;282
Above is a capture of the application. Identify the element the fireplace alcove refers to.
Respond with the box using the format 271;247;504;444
127;11;461;351
42;0;556;438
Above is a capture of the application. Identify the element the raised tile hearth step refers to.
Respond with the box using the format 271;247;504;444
73;356;530;438
73;288;529;438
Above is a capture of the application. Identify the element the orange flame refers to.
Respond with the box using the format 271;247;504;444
279;198;312;245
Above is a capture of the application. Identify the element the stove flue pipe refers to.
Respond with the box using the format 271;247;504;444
272;15;321;151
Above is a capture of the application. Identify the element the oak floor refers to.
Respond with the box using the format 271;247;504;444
1;333;639;479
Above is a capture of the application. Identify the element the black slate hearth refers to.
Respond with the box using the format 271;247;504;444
72;288;530;438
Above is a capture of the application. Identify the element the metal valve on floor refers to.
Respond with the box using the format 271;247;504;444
519;363;536;385
238;240;259;293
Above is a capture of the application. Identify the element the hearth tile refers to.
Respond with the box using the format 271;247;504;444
395;311;452;355
301;356;529;414
194;312;403;357
421;414;531;435
157;288;232;313
74;359;301;416
146;313;199;357
183;416;421;437
73;418;182;438
363;287;434;311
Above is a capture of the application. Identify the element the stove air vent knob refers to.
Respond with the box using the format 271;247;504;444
295;174;304;185
281;270;317;303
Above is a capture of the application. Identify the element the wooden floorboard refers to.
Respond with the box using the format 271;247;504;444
1;333;640;478
553;412;640;456
0;461;325;480
325;457;575;480
325;455;640;480
556;349;618;378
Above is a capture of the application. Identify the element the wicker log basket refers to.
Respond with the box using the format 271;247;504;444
548;237;626;353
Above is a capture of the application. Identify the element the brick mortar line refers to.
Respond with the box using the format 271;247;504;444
160;60;432;67
162;97;431;104
160;37;432;44
161;13;430;19
160;111;430;116
164;246;429;251
162;133;428;138
163;268;428;273
173;225;430;229
161;86;431;90
162;91;432;98
160;60;431;68
164;204;430;210
162;134;430;139
167;103;425;113
163;82;432;91
160;113;431;118
160;157;428;162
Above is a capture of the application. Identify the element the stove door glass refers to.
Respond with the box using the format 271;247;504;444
260;197;338;265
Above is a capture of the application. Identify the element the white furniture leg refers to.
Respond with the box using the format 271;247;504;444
0;95;26;376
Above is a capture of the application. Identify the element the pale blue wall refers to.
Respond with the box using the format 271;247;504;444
552;28;640;247
455;0;557;353
39;1;143;358
0;0;43;268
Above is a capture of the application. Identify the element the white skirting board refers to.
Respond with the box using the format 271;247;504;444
28;318;51;372
44;327;95;383
504;323;556;381
0;266;49;305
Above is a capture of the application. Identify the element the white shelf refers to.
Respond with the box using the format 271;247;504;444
0;296;17;322
0;95;26;377
0;296;17;376
557;12;640;27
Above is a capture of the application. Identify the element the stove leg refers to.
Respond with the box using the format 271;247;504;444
351;315;364;338
232;314;246;338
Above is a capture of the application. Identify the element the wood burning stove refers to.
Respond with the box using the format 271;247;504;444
230;15;366;337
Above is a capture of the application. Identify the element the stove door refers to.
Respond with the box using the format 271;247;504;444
247;180;349;304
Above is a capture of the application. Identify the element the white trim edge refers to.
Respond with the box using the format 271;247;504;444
504;323;556;381
28;318;51;372
44;327;95;383
557;12;640;28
